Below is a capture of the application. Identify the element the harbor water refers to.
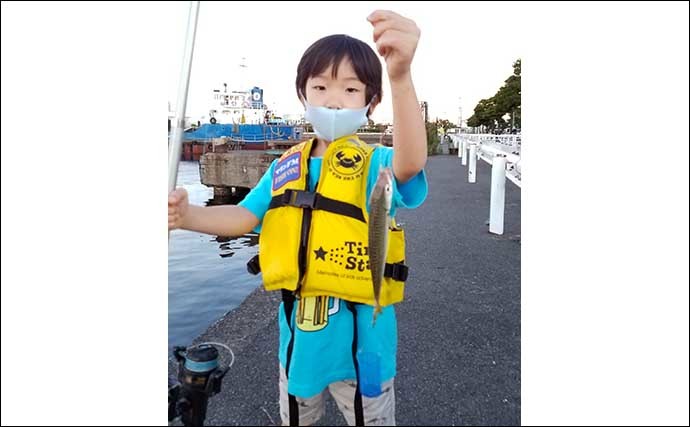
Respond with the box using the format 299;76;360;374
168;161;262;353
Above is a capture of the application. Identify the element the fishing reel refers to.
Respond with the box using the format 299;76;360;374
168;342;234;426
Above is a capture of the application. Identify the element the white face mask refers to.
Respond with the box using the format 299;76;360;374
304;101;371;142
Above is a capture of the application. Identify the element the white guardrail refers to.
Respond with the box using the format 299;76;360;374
449;134;521;235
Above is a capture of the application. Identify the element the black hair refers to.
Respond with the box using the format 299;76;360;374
295;34;382;116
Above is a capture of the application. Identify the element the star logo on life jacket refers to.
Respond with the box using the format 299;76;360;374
313;246;327;261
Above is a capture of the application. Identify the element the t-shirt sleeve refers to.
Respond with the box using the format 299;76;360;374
369;146;428;214
238;159;277;233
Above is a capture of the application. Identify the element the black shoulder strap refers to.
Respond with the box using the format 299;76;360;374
281;290;299;426
345;301;365;426
285;140;319;427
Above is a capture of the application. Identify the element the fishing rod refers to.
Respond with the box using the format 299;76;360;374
168;1;200;239
166;5;236;427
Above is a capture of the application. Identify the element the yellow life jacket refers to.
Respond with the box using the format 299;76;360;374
256;135;408;307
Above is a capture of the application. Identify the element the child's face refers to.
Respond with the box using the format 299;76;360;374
303;58;368;111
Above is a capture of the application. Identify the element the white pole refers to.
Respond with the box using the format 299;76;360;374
489;156;507;235
461;140;468;165
168;1;200;194
457;137;463;159
468;143;477;183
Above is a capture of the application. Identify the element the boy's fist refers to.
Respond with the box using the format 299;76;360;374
367;10;420;83
168;188;189;230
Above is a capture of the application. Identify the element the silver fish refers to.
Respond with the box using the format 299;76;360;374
368;167;393;326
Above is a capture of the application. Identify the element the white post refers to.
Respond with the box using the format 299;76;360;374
489;156;507;235
461;140;468;165
468;143;477;183
457;137;463;159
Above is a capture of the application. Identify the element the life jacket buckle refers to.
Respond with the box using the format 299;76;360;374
288;190;317;209
385;262;409;282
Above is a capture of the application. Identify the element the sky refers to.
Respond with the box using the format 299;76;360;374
166;1;523;124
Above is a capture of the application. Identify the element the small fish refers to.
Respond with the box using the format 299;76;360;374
368;167;393;326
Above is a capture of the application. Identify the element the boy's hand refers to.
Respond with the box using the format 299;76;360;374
367;10;420;83
168;188;189;230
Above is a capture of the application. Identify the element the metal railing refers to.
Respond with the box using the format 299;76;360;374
449;133;522;235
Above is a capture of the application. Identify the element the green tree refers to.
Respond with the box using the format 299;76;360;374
467;98;500;131
467;59;521;131
426;121;439;155
497;59;521;129
435;119;457;133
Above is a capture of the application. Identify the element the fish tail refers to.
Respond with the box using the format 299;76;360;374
372;303;382;327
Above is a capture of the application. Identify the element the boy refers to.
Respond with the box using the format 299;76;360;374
169;10;428;426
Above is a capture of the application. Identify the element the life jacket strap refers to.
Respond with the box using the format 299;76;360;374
268;189;366;223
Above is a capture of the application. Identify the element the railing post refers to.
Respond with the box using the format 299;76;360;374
489;155;507;235
461;139;468;165
468;143;477;183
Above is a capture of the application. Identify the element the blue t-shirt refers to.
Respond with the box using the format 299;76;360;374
239;144;428;397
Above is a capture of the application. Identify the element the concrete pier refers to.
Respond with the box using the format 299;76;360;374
198;133;392;190
199;151;280;190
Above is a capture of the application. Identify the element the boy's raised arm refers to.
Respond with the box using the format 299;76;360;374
368;10;427;184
